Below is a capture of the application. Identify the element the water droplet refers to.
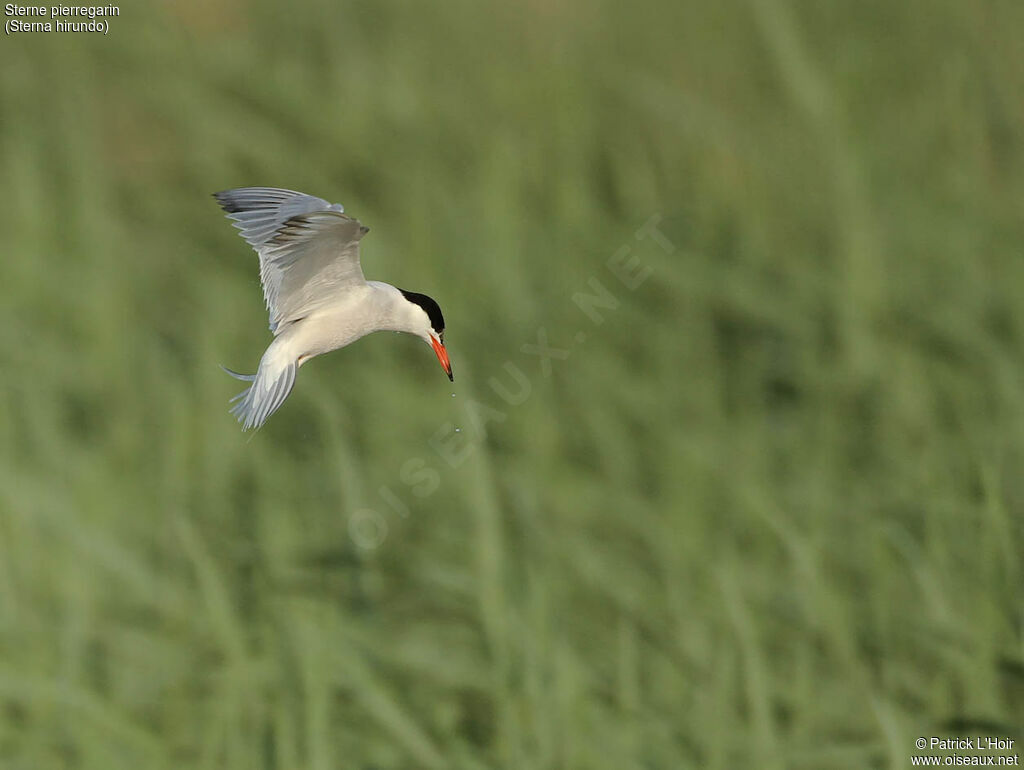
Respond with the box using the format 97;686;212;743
455;427;461;433
451;392;456;398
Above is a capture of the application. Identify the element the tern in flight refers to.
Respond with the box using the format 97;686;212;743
215;187;452;430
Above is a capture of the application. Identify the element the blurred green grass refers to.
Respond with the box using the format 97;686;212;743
1;0;1023;767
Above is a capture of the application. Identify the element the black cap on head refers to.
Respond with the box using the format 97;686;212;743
398;289;445;334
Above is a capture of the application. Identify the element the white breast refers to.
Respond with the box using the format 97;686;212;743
274;281;421;366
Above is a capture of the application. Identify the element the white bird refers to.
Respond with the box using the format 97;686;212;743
214;187;452;431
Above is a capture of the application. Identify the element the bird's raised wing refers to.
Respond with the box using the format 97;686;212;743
214;187;369;333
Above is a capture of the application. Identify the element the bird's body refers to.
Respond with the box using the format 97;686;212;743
215;187;452;430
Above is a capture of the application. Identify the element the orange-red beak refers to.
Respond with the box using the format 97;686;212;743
430;336;453;381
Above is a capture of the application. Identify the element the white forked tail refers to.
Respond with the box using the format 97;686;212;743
221;353;298;431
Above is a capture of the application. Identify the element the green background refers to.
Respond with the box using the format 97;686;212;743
1;0;1023;767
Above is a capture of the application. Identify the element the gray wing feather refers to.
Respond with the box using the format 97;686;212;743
214;187;369;333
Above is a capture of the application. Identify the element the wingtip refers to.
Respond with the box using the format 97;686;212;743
213;190;244;214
